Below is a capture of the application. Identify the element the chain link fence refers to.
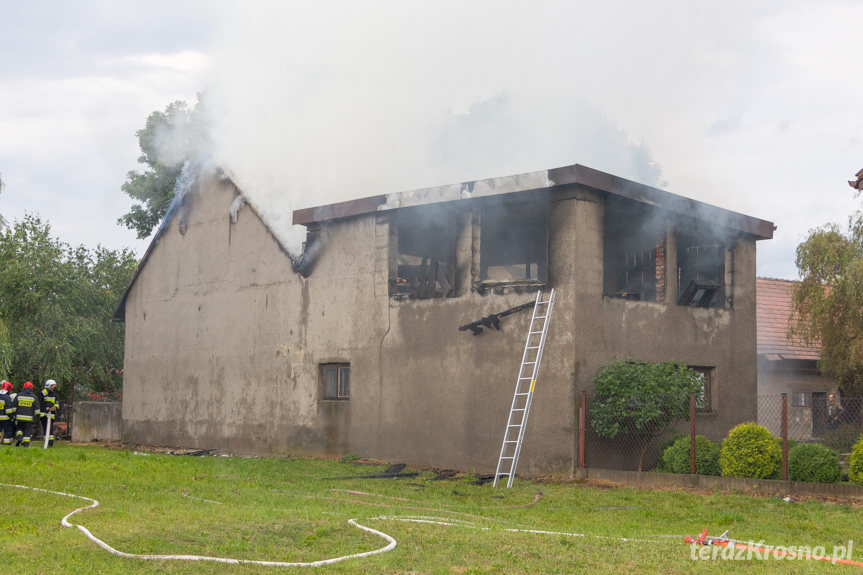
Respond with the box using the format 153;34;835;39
759;394;863;454
580;393;863;474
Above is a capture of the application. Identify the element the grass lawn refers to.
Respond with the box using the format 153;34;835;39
2;442;862;574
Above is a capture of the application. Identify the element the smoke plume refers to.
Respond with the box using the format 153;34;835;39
196;2;667;255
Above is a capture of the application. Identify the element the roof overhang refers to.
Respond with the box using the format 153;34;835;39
293;163;775;240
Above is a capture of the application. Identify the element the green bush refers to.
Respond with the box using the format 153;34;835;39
661;435;720;476
788;443;842;483
849;436;863;485
822;423;861;453
719;422;782;479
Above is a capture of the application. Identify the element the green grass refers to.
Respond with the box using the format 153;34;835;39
2;443;862;574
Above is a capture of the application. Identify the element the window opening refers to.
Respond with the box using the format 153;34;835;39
321;364;350;400
390;208;456;298
677;234;726;308
792;390;811;408
603;198;665;302
690;366;713;412
478;202;547;285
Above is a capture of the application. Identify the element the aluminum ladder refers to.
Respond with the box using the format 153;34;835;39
493;289;555;488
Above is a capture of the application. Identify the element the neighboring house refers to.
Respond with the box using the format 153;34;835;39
756;277;838;439
114;163;774;475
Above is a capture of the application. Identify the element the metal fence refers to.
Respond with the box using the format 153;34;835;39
580;393;863;474
72;386;122;403
759;394;863;453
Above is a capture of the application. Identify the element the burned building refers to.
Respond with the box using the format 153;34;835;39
114;163;774;475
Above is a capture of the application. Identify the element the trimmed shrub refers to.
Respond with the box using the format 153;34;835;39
788;443;842;483
719;422;782;479
661;435;720;476
849;435;863;485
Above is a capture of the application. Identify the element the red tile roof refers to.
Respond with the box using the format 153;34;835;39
756;277;820;360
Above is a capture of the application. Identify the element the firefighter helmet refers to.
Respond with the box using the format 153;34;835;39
1;381;11;391
23;381;33;390
45;379;57;389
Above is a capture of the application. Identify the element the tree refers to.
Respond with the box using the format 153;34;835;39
0;214;138;400
118;93;211;239
589;357;704;471
792;169;863;393
0;172;6;228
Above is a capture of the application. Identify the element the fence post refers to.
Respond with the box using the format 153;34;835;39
578;390;586;469
781;392;788;481
690;392;696;474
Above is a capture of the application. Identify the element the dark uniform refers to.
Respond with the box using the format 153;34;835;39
13;382;40;447
39;380;58;447
0;382;14;445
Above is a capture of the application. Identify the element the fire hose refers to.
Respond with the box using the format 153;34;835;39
43;412;52;450
2;483;396;567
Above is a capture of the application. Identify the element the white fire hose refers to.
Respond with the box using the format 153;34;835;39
2;483;396;567
43;412;52;449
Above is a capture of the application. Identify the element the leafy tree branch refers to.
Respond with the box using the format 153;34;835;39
118;94;211;239
589;357;703;471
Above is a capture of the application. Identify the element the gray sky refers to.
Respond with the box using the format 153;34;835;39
1;0;861;280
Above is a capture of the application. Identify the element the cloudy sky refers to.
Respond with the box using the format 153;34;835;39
1;0;861;280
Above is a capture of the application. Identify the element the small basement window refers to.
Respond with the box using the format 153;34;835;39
321;364;350;400
478;201;548;285
691;366;713;412
389;207;457;298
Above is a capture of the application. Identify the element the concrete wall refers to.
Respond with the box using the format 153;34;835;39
759;361;835;397
72;402;122;442
120;176;765;475
579;466;863;501
758;359;837;439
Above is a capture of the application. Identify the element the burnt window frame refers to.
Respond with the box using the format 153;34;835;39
320;363;350;400
389;206;458;299
476;199;549;287
602;201;667;302
676;229;728;309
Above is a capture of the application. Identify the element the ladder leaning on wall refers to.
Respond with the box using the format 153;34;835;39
493;289;556;488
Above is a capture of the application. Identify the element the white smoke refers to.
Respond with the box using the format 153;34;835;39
157;159;216;237
152;106;203;170
199;2;668;255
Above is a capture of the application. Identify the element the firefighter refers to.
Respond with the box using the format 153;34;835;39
13;382;40;447
39;379;59;447
0;381;14;445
